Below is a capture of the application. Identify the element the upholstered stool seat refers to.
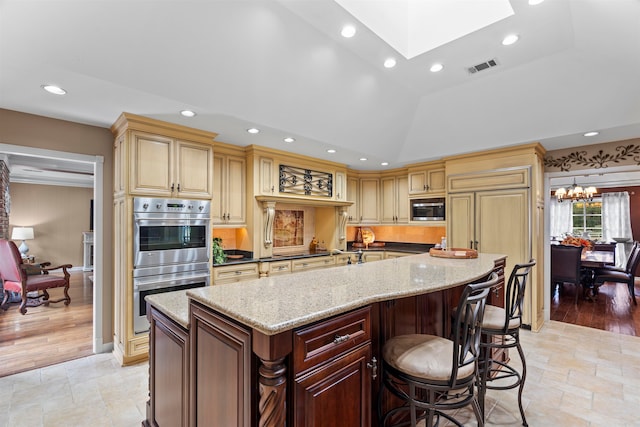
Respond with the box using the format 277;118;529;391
481;305;520;331
383;334;475;382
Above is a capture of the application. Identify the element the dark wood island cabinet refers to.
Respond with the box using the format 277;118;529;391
145;252;505;427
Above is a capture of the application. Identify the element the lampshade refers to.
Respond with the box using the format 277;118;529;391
11;227;34;241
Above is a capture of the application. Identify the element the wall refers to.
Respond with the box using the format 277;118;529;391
0;108;114;346
9;183;92;267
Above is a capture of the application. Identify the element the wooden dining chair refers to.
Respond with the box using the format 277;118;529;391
551;244;584;304
592;241;640;305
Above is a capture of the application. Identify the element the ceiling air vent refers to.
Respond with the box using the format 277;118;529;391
467;58;499;74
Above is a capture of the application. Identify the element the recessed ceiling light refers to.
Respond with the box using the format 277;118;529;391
284;137;295;143
430;63;444;72
528;0;544;5
327;149;337;154
247;128;260;134
359;157;367;161
384;58;396;68
584;131;599;137
41;84;66;95
381;162;389;166
341;25;356;38
180;110;196;117
502;34;519;46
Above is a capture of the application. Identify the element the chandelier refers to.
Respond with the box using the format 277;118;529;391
555;179;597;203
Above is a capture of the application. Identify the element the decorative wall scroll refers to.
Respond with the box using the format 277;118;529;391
544;143;640;172
279;165;333;197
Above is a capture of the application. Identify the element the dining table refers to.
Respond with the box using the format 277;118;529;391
580;250;616;300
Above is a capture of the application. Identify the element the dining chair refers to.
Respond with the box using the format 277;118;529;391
478;259;536;426
378;273;498;427
551;244;585;304
592;241;640;305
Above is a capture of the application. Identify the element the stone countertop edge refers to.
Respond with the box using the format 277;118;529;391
189;252;504;336
145;289;190;329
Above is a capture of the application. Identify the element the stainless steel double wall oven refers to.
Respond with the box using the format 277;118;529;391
132;197;211;334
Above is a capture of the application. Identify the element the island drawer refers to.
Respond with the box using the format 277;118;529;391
293;306;371;375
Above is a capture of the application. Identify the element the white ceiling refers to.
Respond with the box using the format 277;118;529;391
1;0;640;176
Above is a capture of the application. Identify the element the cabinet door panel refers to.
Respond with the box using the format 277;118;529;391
408;171;427;194
294;344;371;427
448;193;474;249
226;156;246;224
131;133;172;195
396;176;409;223
347;177;359;223
176;141;212;198
380;177;396;223
212;155;225;223
427;168;445;192
359;178;380;224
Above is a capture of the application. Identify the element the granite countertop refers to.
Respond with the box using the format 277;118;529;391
145;289;191;329
188;252;502;336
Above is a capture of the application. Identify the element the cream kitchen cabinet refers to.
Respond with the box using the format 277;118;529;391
381;175;409;224
346;177;359;224
362;252;384;263
213;153;246;226
213;262;259;285
291;256;335;272
335;171;347;201
359;178;380;224
129;131;213;199
408;164;445;196
384;251;415;259
258;156;278;196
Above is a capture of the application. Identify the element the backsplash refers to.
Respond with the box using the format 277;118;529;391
346;225;445;244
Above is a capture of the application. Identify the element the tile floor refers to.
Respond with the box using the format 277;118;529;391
0;320;638;426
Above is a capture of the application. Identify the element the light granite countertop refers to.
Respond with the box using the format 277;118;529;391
145;289;191;329
183;252;503;336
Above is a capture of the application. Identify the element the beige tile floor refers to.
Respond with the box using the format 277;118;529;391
1;320;638;426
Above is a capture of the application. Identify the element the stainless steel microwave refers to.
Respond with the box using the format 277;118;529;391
411;198;445;221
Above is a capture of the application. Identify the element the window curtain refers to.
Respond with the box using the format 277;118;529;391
602;191;633;267
549;197;573;239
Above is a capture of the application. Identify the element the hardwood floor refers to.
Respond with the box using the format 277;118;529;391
550;279;640;336
0;271;93;377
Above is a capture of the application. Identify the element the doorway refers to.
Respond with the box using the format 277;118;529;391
0;143;106;355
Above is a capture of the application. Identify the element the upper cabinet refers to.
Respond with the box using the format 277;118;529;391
380;175;409;224
359;177;380;224
335;171;347;201
111;113;216;200
213;150;246;226
408;162;445;196
346;177;359;223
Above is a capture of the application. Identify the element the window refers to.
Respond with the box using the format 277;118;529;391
572;199;602;239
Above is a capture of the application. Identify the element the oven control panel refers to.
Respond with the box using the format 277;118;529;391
133;197;210;215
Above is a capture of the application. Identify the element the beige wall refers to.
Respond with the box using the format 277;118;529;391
9;183;92;267
0;108;114;346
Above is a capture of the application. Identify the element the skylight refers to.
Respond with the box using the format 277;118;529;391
334;0;514;59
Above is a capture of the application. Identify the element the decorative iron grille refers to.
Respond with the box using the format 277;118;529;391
279;165;333;197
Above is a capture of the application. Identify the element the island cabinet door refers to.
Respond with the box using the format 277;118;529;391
190;303;252;427
148;306;190;427
293;343;372;427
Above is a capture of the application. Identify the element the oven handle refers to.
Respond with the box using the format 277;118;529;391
134;272;210;292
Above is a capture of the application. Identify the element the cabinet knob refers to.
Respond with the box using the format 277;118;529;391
367;357;378;380
271;185;274;193
177;183;181;192
171;183;175;192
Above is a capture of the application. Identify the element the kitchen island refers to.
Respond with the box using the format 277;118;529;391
145;252;505;427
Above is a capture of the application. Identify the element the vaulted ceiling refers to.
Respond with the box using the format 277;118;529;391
2;0;639;172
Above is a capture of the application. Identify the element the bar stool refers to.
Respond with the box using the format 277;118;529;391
378;272;498;427
478;260;536;426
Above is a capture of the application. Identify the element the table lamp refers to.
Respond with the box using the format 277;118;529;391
11;226;34;257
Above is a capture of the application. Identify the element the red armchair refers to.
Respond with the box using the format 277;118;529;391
0;239;72;314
